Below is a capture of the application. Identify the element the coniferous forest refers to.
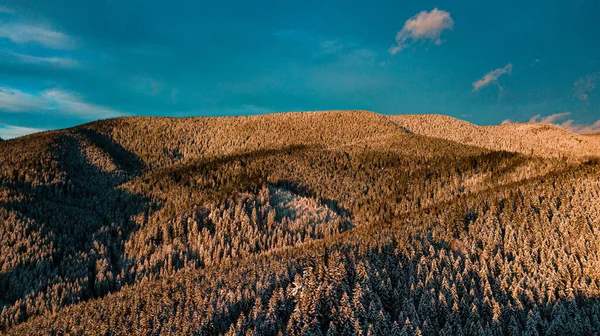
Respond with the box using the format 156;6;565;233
1;110;600;335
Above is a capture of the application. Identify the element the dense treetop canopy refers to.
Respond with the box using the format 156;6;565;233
1;111;599;335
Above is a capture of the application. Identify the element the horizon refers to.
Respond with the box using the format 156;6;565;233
1;1;600;138
1;109;593;141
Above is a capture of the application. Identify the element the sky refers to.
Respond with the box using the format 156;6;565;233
1;0;599;139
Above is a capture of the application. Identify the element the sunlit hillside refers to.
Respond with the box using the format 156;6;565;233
1;111;599;335
390;114;600;160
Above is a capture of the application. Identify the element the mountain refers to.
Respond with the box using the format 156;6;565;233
390;114;600;159
1;111;600;335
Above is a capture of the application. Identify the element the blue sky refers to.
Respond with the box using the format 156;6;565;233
1;0;599;138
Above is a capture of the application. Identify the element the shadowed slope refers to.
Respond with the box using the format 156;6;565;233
8;162;600;335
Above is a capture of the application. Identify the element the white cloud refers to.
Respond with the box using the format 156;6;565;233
390;8;454;54
528;112;571;124
0;24;74;49
42;89;125;118
529;112;600;134
8;51;80;68
0;124;45;139
0;86;126;119
574;71;600;101
559;119;600;134
472;63;513;91
0;87;49;112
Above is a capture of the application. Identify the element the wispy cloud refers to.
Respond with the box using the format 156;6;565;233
42;89;125;118
319;39;344;55
333;48;376;68
275;30;346;57
273;29;379;71
221;104;274;116
528;112;571;124
519;58;540;70
0;87;49;112
472;63;513;91
7;51;80;68
390;8;454;55
129;75;164;96
529;112;600;134
559;119;600;134
0;24;74;49
0;6;14;14
0;124;45;139
574;71;600;101
173;104;275;118
0;86;126;119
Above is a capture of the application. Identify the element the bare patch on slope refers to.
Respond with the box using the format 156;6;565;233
269;186;349;229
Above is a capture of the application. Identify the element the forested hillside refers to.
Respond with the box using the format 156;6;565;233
390;114;600;159
1;111;599;335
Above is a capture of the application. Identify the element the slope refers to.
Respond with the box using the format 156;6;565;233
390;114;600;159
8;158;600;336
1;111;599;335
79;110;406;168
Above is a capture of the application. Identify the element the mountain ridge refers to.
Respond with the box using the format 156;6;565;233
390;113;600;159
3;111;598;161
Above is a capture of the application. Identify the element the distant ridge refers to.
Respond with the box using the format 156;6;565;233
390;114;600;159
4;110;598;162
